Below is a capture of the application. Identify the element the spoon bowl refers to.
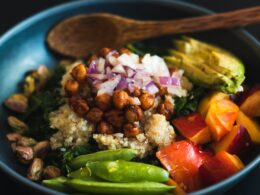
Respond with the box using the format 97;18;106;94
47;7;260;58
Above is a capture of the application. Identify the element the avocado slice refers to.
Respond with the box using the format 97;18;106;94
165;37;245;93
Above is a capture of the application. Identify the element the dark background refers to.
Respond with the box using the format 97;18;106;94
0;0;259;194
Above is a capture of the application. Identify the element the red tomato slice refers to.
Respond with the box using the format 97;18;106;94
156;140;212;192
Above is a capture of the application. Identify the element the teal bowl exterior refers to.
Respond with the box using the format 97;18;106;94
0;0;259;194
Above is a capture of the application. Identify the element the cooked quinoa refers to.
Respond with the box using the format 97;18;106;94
93;133;152;158
49;104;94;149
144;114;176;148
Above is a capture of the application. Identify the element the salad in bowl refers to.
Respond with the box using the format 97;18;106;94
3;36;260;194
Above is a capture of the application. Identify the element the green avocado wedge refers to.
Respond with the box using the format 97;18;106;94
164;36;245;93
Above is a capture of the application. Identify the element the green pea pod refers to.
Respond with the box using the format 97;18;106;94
70;149;137;169
42;176;73;193
66;179;175;195
87;160;169;183
68;167;102;181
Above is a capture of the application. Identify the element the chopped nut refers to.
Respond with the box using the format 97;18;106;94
97;121;114;134
139;93;155;110
123;123;141;138
156;84;168;96
27;158;44;181
24;65;49;96
69;96;89;117
95;93;112;111
43;165;61;179
86;107;103;123
125;105;143;123
7;116;29;134
105;110;125;129
16;146;34;164
17;137;37;147
33;141;50;159
113;90;129;110
6;133;21;142
4;94;28;113
157;100;174;120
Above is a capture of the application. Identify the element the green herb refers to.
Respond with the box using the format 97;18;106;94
47;144;98;174
23;64;66;140
174;86;207;117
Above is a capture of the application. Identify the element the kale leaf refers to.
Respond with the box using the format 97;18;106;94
23;64;66;140
174;86;207;117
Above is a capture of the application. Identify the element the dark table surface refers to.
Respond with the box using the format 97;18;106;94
0;0;259;194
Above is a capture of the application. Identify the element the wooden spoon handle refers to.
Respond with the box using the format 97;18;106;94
125;6;260;41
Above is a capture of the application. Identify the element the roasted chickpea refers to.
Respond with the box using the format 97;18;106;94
97;121;114;134
119;48;131;55
156;84;167;96
105;110;125;129
133;87;141;97
71;64;87;82
86;107;103;123
113;90;129;110
95;93;112;111
99;47;112;57
69;96;89;117
65;79;79;95
125;105;143;123
157;100;174;120
139;92;155;110
123;123;140;138
168;67;176;74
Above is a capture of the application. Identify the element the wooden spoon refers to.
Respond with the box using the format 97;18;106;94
47;6;260;58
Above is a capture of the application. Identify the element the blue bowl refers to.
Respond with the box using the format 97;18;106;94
0;0;259;194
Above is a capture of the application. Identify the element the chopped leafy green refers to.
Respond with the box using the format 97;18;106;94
23;64;66;140
46;144;98;174
174;86;207;117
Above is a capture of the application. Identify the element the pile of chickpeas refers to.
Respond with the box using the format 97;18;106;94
65;48;174;137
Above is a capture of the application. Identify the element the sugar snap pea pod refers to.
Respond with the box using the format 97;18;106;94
70;149;137;169
68;167;102;181
66;179;175;195
87;160;169;183
42;176;73;193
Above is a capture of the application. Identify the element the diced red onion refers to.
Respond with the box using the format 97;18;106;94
88;60;98;74
88;74;107;80
128;83;136;93
117;54;138;69
112;64;126;74
97;75;121;95
159;76;180;86
126;68;135;78
97;58;105;73
116;77;128;90
146;81;159;94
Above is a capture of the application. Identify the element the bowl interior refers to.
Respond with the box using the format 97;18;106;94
0;0;259;194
